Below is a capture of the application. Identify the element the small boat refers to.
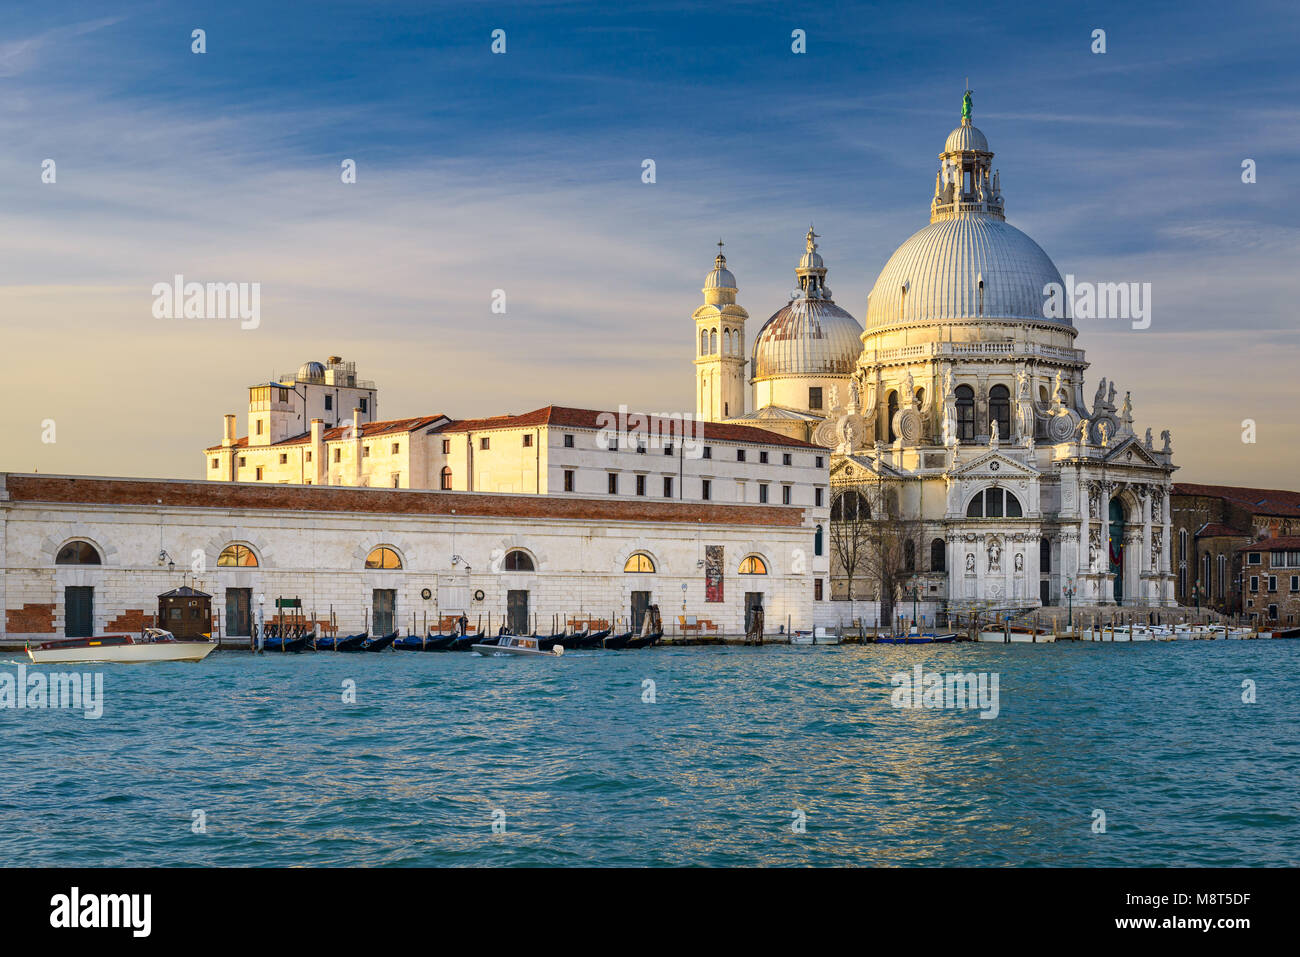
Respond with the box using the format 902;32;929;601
315;632;369;652
875;633;959;645
393;631;460;651
360;630;399;652
27;628;217;664
536;631;573;651
791;627;841;646
472;634;564;657
603;631;634;650
624;632;662;649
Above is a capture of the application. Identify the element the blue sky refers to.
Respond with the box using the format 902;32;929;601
2;0;1298;484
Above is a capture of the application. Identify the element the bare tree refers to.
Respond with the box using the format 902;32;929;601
830;480;924;626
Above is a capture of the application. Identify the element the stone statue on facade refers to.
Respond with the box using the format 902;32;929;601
1014;553;1024;572
1160;429;1172;453
988;537;1001;572
965;552;976;573
1144;427;1153;449
989;418;999;449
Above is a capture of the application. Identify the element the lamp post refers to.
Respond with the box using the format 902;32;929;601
1193;581;1200;612
256;593;265;653
1063;577;1077;630
911;579;920;634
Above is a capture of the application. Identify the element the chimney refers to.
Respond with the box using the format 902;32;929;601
222;414;237;447
310;418;326;486
352;407;364;486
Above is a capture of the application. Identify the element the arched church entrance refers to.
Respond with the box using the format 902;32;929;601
1108;498;1125;603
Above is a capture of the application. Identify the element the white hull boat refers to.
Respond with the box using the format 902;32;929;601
26;629;217;664
472;634;564;657
791;628;841;645
977;631;1056;643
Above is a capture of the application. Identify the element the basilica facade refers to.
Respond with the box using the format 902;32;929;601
694;94;1178;612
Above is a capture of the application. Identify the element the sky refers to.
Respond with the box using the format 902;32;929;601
2;0;1298;486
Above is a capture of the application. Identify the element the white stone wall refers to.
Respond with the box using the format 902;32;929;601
1;490;841;642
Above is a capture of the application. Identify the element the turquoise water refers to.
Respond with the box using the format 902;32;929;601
1;641;1296;866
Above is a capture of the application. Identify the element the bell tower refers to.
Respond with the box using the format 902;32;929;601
692;241;748;422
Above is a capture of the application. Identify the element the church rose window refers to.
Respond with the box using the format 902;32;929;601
956;386;975;440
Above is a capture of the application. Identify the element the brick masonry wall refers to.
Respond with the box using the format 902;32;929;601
6;603;54;634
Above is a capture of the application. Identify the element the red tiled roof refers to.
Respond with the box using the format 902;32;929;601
434;405;828;449
206;415;446;452
1174;483;1300;517
1237;536;1300;552
4;475;807;528
1195;522;1249;539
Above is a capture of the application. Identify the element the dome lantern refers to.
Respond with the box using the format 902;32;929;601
932;89;1003;222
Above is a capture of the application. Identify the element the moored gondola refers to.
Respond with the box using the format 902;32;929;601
536;631;571;651
624;631;662;649
360;630;399;652
263;633;312;653
315;631;369;652
602;631;634;649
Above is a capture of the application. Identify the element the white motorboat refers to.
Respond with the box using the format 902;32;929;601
977;629;1056;643
791;627;841;645
472;634;564;657
26;628;217;664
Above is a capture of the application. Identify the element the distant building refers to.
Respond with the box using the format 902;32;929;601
1171;483;1300;614
1236;537;1300;626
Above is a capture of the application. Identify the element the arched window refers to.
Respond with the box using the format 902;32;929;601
886;390;899;442
440;466;453;490
1040;537;1051;573
904;539;916;572
966;488;1023;518
56;541;101;565
915;387;925;408
217;544;258;567
830;491;870;522
700;329;708;355
814;525;824;557
930;537;946;572
989;385;1011;439
623;553;655;573
504;549;534;572
739;555;768;575
365;546;402;569
955;385;975;441
710;329;718;353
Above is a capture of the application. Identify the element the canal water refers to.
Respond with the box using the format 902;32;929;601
1;641;1296;866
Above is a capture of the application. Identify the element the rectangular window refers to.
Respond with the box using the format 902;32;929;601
1291;575;1298;591
239;456;247;467
279;453;288;464
809;387;823;410
210;458;218;469
815;487;824;507
703;446;712;460
1250;576;1259;592
814;578;823;601
783;453;792;466
392;442;400;454
360;398;368;413
480;437;490;450
702;479;712;501
305;451;312;463
782;486;792;505
1268;604;1278;619
636;443;646;454
442;439;451;454
523;434;533;447
608;437;618;451
815;456;824;469
362;445;370;458
564;470;575;492
608;473;619;495
737;449;746;462
256;420;264;435
1248;553;1262;565
325;395;333;411
333;449;341;463
759;451;769;464
255;466;264;480
664;443;674;456
1268;576;1277;592
392;473;401;488
636;475;646;496
564;434;575;448
759;484;769;504
441;469;453;490
663;476;673;498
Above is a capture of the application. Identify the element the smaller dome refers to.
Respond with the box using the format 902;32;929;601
298;360;326;380
944;120;988;153
704;252;736;290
